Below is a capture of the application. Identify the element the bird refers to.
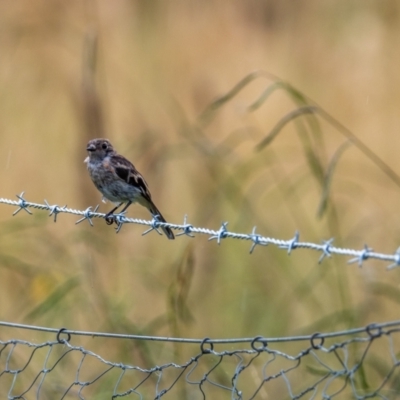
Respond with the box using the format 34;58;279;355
84;138;175;240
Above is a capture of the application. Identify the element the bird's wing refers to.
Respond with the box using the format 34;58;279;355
112;154;153;201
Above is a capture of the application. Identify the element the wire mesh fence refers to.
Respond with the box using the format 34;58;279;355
1;320;400;399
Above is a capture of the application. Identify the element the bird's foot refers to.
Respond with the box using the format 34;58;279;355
105;212;115;225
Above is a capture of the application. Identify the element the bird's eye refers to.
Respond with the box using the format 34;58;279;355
101;143;108;150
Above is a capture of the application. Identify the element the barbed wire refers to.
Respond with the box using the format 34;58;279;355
1;192;400;269
1;320;400;399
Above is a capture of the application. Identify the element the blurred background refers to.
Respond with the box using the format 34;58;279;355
1;0;400;397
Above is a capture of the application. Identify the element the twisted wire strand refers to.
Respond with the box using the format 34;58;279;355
1;192;399;268
1;320;399;343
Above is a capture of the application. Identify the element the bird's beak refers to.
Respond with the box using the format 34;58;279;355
86;143;96;152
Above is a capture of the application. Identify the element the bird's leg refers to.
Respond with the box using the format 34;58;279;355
118;201;132;214
105;202;124;225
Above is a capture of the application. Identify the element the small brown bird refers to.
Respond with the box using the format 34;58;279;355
85;138;175;240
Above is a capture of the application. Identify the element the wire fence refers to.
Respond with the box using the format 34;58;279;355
2;194;400;398
1;320;400;399
1;192;400;269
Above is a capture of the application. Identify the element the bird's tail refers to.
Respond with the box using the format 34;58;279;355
147;202;175;240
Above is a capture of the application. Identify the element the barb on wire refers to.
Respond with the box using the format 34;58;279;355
75;205;99;226
318;238;334;263
176;214;195;238
208;222;228;244
1;192;400;269
1;319;400;399
249;226;268;254
44;199;67;222
388;247;400;270
348;244;373;267
142;214;164;237
280;231;300;254
12;191;32;215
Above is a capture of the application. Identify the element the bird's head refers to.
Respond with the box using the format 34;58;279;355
85;138;115;163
